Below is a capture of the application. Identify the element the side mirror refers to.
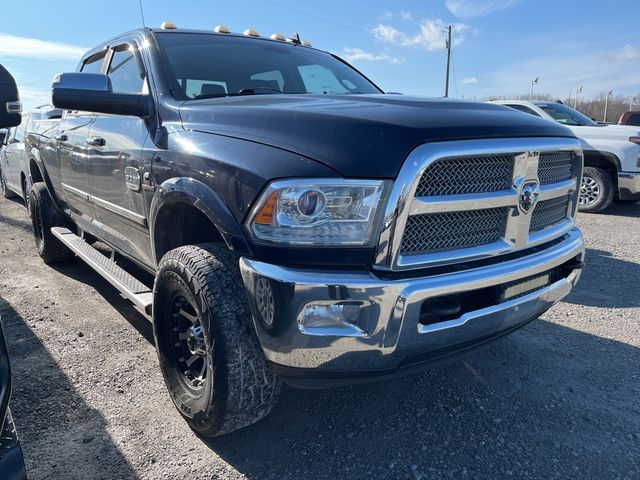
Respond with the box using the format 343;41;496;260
0;66;22;129
52;73;152;118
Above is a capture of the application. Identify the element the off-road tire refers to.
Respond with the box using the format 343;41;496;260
1;167;17;199
153;243;280;437
29;182;74;264
579;167;614;213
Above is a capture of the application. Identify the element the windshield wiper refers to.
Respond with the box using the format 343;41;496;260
194;89;307;100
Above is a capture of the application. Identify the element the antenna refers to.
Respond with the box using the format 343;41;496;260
138;0;146;28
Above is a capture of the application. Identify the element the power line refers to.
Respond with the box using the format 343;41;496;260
256;0;368;33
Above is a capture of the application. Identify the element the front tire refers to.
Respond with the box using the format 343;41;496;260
153;243;280;437
29;182;74;264
578;167;614;213
1;167;17;199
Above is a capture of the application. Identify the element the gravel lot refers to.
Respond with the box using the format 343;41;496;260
0;193;639;480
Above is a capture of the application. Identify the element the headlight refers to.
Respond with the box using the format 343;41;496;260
247;179;389;245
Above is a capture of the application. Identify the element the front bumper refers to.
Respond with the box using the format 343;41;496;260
240;228;585;384
618;172;640;200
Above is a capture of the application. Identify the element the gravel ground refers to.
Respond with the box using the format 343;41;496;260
0;194;639;480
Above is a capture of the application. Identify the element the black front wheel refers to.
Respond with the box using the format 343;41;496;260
29;182;73;264
153;243;280;437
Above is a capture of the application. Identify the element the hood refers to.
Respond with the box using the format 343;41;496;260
569;123;640;142
179;94;575;178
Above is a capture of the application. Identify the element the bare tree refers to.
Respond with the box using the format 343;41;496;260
482;91;640;124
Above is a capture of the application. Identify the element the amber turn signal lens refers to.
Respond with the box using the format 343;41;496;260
254;191;279;225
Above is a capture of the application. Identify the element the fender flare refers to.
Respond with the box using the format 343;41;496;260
27;147;65;212
148;177;253;265
583;149;621;172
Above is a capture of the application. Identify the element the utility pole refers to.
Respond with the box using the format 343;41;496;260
444;25;452;98
603;90;613;122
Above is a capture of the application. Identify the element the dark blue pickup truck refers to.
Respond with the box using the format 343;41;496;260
26;23;585;436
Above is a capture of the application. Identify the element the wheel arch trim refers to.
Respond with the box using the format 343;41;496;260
149;177;253;265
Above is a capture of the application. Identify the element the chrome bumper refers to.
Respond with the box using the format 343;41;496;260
240;228;585;375
618;172;640;199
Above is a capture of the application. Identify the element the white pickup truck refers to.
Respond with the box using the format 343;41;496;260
492;100;640;212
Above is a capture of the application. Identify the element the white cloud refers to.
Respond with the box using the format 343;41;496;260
18;87;51;105
0;33;86;61
614;44;640;61
372;20;466;51
462;77;479;84
445;0;521;19
341;47;403;64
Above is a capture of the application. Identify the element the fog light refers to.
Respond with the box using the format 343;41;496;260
299;302;368;336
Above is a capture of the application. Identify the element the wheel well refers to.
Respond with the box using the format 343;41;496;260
30;159;44;184
153;203;225;262
583;151;618;183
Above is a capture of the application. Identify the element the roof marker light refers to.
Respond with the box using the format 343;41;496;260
270;33;286;41
243;28;261;37
160;21;177;30
214;24;230;34
302;39;312;47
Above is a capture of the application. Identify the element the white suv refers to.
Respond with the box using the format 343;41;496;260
492;100;640;212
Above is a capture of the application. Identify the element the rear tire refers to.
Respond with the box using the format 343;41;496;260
1;167;17;199
29;182;74;264
153;243;280;437
578;167;614;213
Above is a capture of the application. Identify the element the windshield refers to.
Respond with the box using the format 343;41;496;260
537;102;597;126
155;32;381;100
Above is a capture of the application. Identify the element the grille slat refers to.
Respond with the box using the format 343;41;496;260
530;196;570;232
398;149;576;259
416;155;515;197
400;208;508;255
538;152;574;185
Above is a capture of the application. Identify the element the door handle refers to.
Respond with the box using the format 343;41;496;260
85;136;106;147
54;134;68;142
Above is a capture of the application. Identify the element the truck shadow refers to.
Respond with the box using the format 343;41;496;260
563;248;640;308
204;320;640;479
599;202;640;218
0;297;140;480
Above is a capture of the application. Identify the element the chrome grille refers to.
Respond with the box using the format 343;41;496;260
415;155;514;196
400;208;508;255
530;196;570;232
538;152;574;185
374;138;583;271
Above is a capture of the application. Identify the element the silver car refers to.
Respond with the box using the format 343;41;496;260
0;106;62;207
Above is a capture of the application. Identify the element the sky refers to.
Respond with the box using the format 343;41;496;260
1;0;639;110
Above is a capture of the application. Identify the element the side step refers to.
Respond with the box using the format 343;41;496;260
51;227;153;315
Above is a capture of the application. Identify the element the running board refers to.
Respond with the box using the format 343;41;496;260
51;227;153;315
